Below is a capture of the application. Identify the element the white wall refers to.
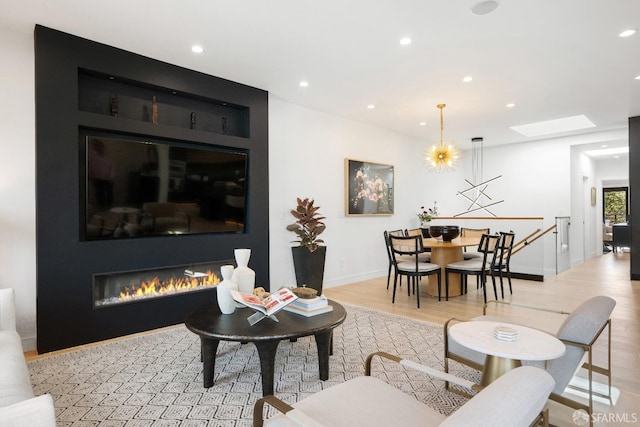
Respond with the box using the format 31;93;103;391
1;25;628;350
268;97;433;288
0;27;37;349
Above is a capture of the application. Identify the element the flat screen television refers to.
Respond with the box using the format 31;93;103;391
81;131;248;241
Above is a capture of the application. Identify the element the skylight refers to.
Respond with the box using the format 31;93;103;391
510;115;595;137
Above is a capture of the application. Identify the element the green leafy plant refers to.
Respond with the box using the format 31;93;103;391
418;201;439;223
286;197;326;252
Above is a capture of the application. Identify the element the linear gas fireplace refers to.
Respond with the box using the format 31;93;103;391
93;260;231;308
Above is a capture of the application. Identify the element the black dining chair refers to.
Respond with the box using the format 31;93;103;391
389;234;442;308
384;230;406;290
460;227;489;260
493;231;515;298
405;228;431;262
445;233;500;303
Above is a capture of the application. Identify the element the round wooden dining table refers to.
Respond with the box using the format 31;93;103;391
422;236;482;297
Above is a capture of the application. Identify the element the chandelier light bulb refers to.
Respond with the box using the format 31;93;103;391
425;104;459;171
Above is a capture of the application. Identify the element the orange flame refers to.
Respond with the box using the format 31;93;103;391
118;269;220;302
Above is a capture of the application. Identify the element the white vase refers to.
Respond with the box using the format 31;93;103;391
217;265;238;314
232;248;256;295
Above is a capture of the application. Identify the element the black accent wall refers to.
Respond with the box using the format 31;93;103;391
630;116;639;279
35;25;269;353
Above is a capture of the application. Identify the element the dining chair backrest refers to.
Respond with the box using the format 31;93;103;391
462;227;490;252
405;228;422;237
478;233;500;262
389;234;424;258
384;230;405;257
383;230;392;260
498;231;515;263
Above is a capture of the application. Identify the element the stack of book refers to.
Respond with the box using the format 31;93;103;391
283;295;333;317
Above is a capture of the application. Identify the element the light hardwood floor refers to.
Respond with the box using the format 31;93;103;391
323;251;640;427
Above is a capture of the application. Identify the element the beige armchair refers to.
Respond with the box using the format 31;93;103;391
254;351;555;427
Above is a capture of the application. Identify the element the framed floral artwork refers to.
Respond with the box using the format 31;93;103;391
345;158;394;216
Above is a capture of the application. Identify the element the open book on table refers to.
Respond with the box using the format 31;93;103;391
231;288;298;325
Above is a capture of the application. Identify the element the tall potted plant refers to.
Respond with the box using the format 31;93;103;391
286;197;327;295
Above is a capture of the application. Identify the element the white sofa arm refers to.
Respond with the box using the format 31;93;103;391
0;288;16;332
0;394;57;427
439;366;554;427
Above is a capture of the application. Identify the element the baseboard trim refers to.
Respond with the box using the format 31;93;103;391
511;272;544;282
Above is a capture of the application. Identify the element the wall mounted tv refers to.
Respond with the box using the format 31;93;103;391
81;131;248;241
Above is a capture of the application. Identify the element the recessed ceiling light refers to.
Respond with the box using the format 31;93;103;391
419;122;427;126
471;1;500;16
619;29;637;37
463;76;473;82
510;115;596;137
614;155;620;159
367;104;375;109
636;75;640;80
400;37;412;46
506;103;515;108
191;45;204;53
299;81;309;87
601;144;608;148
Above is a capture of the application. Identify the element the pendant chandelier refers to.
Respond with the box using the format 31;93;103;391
427;104;459;171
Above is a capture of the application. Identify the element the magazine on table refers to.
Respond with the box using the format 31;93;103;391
231;288;298;324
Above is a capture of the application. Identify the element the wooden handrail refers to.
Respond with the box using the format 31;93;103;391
513;229;541;249
511;224;556;256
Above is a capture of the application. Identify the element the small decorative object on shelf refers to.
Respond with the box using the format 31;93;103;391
418;201;438;227
216;265;238;314
190;112;197;129
222;116;229;134
151;96;158;124
109;93;118;117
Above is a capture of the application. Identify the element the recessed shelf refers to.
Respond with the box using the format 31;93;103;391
78;69;250;138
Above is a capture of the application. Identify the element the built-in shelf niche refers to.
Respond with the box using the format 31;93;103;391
78;69;250;138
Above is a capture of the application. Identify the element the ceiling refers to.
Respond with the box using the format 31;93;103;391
3;0;640;153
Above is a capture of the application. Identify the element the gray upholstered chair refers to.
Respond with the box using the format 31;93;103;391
254;352;555;427
444;296;616;426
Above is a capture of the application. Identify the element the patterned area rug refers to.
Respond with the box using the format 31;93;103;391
28;303;477;426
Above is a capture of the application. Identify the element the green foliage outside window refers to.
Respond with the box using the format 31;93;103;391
604;189;627;224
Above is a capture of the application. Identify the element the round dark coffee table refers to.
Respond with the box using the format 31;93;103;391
185;300;347;396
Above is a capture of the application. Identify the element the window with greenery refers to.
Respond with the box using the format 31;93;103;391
603;187;628;224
